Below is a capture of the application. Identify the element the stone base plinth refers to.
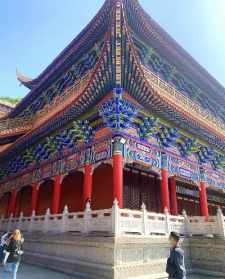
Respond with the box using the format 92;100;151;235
23;233;114;279
189;237;225;278
114;237;191;279
21;233;225;279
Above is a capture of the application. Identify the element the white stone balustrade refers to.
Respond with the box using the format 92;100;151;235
186;216;217;236
0;201;225;238
216;208;225;238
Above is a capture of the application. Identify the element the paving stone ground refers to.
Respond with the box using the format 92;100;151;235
1;264;75;279
0;264;221;279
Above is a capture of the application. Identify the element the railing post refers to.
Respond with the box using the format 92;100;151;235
182;209;189;236
83;201;91;234
0;214;3;230
112;199;120;235
18;212;24;230
52;175;62;214
0;214;3;231
28;210;35;233
141;203;148;235
61;205;69;233
7;213;13;231
216;208;225;238
1;215;4;231
43;208;50;233
165;208;170;235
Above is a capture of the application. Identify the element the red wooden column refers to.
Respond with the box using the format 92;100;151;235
160;154;170;213
199;169;209;218
112;137;124;208
170;176;178;215
31;183;39;214
83;164;93;208
51;175;62;214
8;188;17;217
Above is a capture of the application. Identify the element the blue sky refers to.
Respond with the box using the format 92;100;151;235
0;0;224;98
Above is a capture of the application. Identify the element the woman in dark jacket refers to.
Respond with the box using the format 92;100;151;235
2;229;23;279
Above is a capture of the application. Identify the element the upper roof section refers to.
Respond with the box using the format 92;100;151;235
0;0;222;154
0;0;224;167
10;0;113;117
125;0;225;122
10;0;225;124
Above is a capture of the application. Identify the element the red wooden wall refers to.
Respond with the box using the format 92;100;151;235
123;169;160;212
177;195;200;216
36;180;54;215
15;186;32;217
0;192;10;217
92;164;113;210
60;171;83;212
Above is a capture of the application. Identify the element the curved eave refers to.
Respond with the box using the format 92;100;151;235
9;0;113;118
16;69;37;90
0;28;114;162
124;0;225;104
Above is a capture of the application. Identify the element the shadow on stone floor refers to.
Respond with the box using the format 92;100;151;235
1;264;224;279
1;264;74;279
